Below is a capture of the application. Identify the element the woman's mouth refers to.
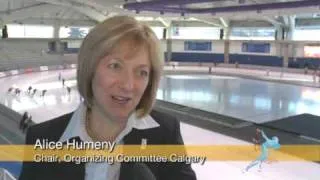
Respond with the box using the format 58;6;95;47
112;96;131;104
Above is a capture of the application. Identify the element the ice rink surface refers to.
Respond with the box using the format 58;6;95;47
1;69;319;180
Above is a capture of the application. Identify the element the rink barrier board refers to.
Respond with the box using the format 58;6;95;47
0;64;77;79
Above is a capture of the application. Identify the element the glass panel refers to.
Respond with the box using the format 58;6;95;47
230;28;275;40
171;27;220;40
7;24;53;38
293;28;320;41
151;27;164;40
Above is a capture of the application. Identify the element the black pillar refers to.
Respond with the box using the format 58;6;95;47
162;28;167;39
2;25;8;38
220;29;224;40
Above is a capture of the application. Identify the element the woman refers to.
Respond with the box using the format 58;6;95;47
19;15;196;180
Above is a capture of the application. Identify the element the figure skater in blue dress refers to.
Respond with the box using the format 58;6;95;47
244;128;280;172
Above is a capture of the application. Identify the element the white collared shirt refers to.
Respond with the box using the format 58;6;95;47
59;103;160;180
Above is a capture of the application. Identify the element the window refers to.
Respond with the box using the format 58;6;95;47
171;27;220;40
7;24;53;38
151;27;164;40
293;28;320;41
230;28;275;40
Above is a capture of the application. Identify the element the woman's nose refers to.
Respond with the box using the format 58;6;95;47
119;71;134;92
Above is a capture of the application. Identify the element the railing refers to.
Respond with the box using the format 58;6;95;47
0;168;16;180
0;104;21;124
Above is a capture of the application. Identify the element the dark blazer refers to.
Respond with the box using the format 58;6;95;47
19;109;197;180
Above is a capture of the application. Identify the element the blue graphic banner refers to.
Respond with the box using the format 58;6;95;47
184;41;212;51
242;42;270;53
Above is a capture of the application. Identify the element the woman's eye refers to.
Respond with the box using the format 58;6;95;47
140;70;149;77
108;63;121;69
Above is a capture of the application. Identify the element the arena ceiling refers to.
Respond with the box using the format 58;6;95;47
0;0;320;28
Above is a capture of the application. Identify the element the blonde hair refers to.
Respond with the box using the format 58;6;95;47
77;15;163;118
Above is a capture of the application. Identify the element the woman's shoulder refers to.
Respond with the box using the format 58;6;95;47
147;109;185;145
25;112;73;144
150;109;179;131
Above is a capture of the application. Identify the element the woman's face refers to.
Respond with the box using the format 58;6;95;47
91;44;150;125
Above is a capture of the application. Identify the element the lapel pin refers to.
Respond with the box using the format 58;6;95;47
141;138;147;149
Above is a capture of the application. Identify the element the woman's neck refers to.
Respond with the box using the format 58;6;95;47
86;107;126;142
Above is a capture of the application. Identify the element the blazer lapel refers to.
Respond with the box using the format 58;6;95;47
56;136;86;180
119;126;161;180
119;130;138;180
54;161;85;180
